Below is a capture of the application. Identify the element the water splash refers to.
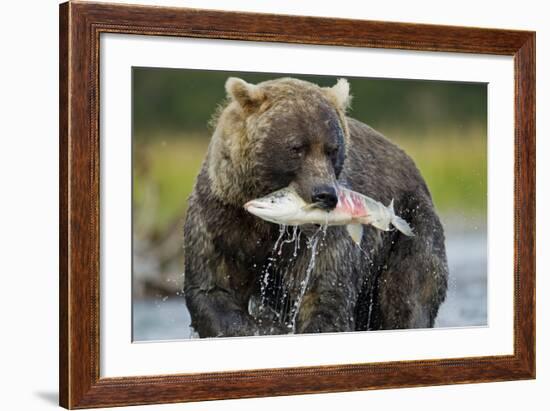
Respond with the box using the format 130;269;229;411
273;225;286;252
277;225;299;255
259;256;276;309
259;225;288;308
293;228;302;257
258;223;334;333
289;226;326;332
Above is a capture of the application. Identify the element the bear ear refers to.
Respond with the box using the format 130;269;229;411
324;78;352;111
225;77;265;111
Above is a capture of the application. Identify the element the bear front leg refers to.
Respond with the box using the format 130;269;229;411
295;291;355;334
294;272;358;334
184;203;265;338
290;231;360;334
185;285;259;338
374;203;448;330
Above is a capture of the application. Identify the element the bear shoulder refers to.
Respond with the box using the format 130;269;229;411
344;117;429;201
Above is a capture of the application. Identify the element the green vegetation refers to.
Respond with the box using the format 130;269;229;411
133;135;208;233
389;127;487;215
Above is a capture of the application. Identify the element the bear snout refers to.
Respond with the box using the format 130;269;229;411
311;184;338;210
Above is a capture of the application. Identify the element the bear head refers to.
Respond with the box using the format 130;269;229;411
208;77;352;208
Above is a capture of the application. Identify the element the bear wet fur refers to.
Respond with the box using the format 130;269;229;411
183;77;448;337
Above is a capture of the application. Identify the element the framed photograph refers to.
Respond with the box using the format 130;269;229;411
59;1;535;409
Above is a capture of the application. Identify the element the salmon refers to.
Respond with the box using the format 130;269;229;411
244;186;414;244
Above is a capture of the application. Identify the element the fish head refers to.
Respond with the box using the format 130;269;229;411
244;188;305;225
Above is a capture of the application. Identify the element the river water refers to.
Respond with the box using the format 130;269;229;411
133;230;487;341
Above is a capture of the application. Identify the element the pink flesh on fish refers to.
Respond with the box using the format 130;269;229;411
336;189;369;218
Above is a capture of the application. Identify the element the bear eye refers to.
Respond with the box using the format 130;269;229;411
290;144;306;156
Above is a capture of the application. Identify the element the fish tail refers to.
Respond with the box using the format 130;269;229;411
389;200;415;237
391;215;415;236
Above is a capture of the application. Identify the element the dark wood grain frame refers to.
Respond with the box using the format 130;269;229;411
59;1;535;409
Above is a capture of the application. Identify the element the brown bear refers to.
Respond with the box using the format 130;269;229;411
183;77;448;337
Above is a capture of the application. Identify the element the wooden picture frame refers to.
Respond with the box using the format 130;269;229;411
59;1;535;408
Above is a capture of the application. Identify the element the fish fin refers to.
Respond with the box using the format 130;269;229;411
391;215;414;236
389;203;415;236
357;214;388;231
370;220;390;232
346;224;364;245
